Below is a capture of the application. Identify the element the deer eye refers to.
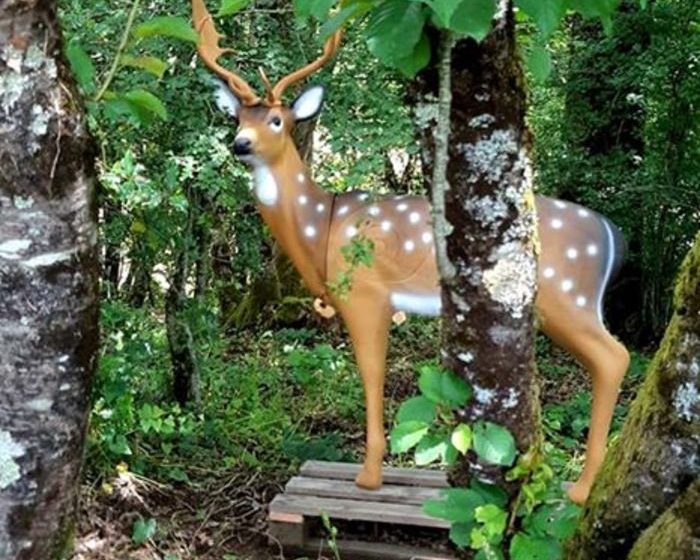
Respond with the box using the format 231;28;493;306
268;116;283;132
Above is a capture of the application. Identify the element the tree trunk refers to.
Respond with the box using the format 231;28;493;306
566;232;700;559
627;478;700;560
0;1;99;558
165;201;201;408
414;6;540;490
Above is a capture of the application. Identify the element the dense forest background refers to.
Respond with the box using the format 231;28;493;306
49;0;698;558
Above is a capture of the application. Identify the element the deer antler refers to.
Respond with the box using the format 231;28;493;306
192;0;260;106
267;29;343;105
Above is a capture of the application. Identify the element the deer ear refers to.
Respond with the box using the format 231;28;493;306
212;79;241;119
291;85;325;122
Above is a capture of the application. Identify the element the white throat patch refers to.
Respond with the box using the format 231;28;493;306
252;164;278;206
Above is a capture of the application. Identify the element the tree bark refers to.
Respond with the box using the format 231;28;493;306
0;1;99;558
414;5;540;490
566;232;700;559
627;478;700;560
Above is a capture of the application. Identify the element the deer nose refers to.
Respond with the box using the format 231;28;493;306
233;137;252;156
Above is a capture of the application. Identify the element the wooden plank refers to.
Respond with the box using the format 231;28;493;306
269;520;306;547
300;461;448;488
302;538;456;560
269;494;450;529
286;476;445;506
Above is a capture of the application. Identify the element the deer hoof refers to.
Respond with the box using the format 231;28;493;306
563;479;591;505
355;467;383;491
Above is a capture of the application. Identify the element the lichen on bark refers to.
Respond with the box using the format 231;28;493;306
566;233;700;559
0;1;99;558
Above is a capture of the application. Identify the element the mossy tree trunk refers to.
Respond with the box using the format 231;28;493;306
414;5;540;491
566;232;700;559
627;478;700;560
0;1;99;558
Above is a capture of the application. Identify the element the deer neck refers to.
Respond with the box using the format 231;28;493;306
250;148;332;297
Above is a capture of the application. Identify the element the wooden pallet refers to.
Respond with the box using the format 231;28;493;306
268;461;456;560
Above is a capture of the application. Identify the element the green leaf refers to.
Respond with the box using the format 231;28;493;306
132;517;157;545
443;442;459;465
124;89;168;120
390;421;429;453
218;0;250;16
66;42;95;93
413;0;461;28
133;16;199;43
470;479;509;508
472;421;517;466
104;90;168;125
393;32;431;77
451;423;472;454
319;3;371;40
397;396;437;424
449;521;474;548
475;504;507;540
365;0;428;69
418;365;472;408
294;0;336;20
526;46;552;83
120;55;169;79
450;0;496;42
423;488;485;523
414;433;448;465
514;0;566;37
509;532;562;560
524;502;580;540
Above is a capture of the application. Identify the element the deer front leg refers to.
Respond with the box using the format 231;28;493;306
341;301;392;491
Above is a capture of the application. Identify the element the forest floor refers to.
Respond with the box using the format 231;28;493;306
70;310;649;560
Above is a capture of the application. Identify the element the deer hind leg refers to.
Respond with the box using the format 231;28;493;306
542;311;630;504
339;297;393;491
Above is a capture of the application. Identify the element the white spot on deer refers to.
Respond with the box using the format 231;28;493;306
338;205;349;216
297;173;305;183
368;206;380;217
304;225;317;238
381;220;392;232
298;195;308;205
404;240;415;252
554;201;567;209
252;164;278;206
422;232;433;244
543;267;555;279
0;430;25;490
409;212;420;224
316;203;325;213
576;296;587;307
561;279;574;292
587;244;599;256
397;203;408;212
358;193;369;201
551;218;563;229
346;226;358;238
0;239;32;259
578;209;590;218
566;248;579;260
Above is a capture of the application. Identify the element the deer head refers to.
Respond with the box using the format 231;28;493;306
192;0;341;167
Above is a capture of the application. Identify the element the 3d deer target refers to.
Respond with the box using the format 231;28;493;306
191;0;630;505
